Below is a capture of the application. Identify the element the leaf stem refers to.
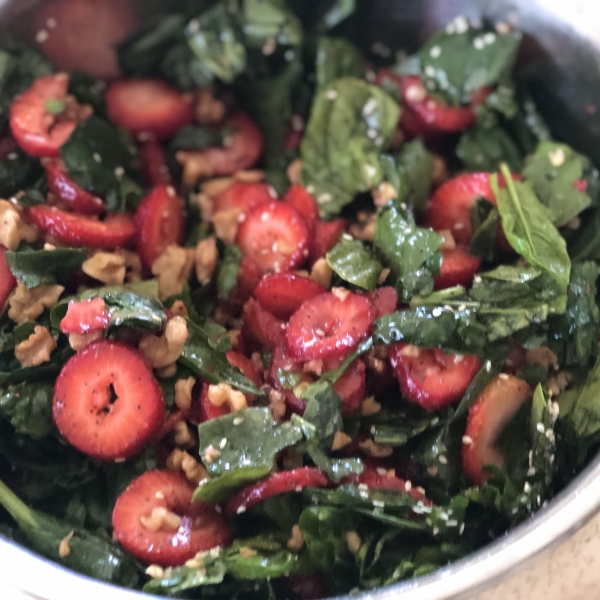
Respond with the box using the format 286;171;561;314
0;479;37;529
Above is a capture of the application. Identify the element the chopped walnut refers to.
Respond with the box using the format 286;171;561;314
68;330;104;352
14;325;57;367
169;300;188;318
176;150;214;187
235;170;265;184
166;448;209;483
303;359;323;377
140;507;181;532
173;421;193;447
195;87;227;125
438;229;456;251
139;316;189;369
547;371;573;397
8;282;64;324
359;438;393;457
194;236;218;285
287;524;304;551
268;388;286;422
432;154;449;188
286;159;303;185
145;565;164;579
399;344;420;357
207;382;247;412
203;445;221;464
348;212;376;242
346;531;361;554
82;251;126;285
372;182;396;207
0;199;38;250
58;531;74;558
116;249;143;283
331;431;352;451
151;245;194;301
365;346;388;374
332;287;350;302
361;395;381;416
155;363;177;378
378;268;390;285
228;329;240;347
239;546;257;558
211;207;243;245
193;191;215;223
201;177;233;198
310;258;332;288
526;346;559;370
174;376;196;410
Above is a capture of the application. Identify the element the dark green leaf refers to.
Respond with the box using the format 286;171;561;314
193;466;270;503
242;0;303;48
103;292;167;331
217;244;243;301
0;381;54;439
169;124;226;151
319;0;356;31
67;71;107;118
469;198;499;260
0;147;44;198
316;36;364;94
6;247;87;289
300;77;400;218
569;207;600;262
454;355;505;419
457;122;523;172
326;239;383;291
392;139;434;210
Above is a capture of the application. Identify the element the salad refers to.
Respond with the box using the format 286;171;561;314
0;1;600;598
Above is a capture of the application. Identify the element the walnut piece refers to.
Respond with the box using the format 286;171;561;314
286;524;304;551
194;236;218;285
116;249;143;283
310;258;333;288
166;448;209;483
211;207;242;245
174;376;196;410
359;438;393;457
346;531;361;554
68;330;104;352
14;325;57;367
268;388;286;422
82;251;126;285
151;245;194;301
8;282;64;324
140;506;181;532
286;159;303;185
207;382;247;412
526;346;559;370
331;431;352;451
372;182;396;207
0;199;38;250
139;316;189;369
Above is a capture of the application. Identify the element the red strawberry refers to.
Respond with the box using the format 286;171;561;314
234;257;263;303
333;359;366;416
286;574;330;600
59;298;110;334
225;467;329;516
236;202;311;274
138;140;171;187
213;182;275;216
0;245;16;309
368;286;398;318
242;298;286;351
389;343;481;411
105;79;195;141
26;205;136;249
462;375;532;485
345;468;429;503
112;470;230;566
285;290;374;361
45;160;106;216
10;74;80;158
52;340;165;461
254;273;326;320
434;246;482;290
134;185;185;268
308;218;347;266
283;185;319;229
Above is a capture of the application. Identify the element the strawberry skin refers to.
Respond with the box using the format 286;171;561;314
138;140;171;187
112;469;231;566
53;340;165;461
0;245;16;309
213;182;275;215
283;185;319;228
308;218;347;266
59;298;110;334
434;246;482;290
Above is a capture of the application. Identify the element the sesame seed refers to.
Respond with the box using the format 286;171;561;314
93;152;102;163
447;519;458;527
459;523;465;535
405;480;412;491
453;16;469;34
317;193;332;204
536;422;545;433
325;89;338;100
372;500;385;508
523;482;531;493
498;373;509;380
364;164;377;178
219;437;227;449
233;417;244;426
36;30;49;43
342;233;353;241
495;21;511;34
432;307;443;317
438;455;448;464
473;275;482;283
284;49;295;61
473;37;485;50
548;147;566;167
424;65;436;78
358;483;369;491
458;304;467;312
114;166;125;178
432;527;439;536
483;32;496;45
46;17;57;28
429;45;442;58
7;152;17;160
363;97;378;117
237;506;246;514
367;128;378;140
462;435;473;445
454;354;464;363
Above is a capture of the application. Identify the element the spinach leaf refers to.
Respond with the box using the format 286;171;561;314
197;408;302;475
457;122;523;172
242;0;303;48
568;207;600;262
492;164;571;295
388;139;434;210
374;203;442;301
194;466;270;503
169;124;225;151
300;77;400;218
417;20;521;106
60;116;142;212
5;246;87;289
316;36;364;94
470;198;499;260
0;346;73;388
318;0;356;31
0;479;139;587
326;239;383;291
68;72;107;118
0;146;44;198
0;382;54;439
523;141;597;226
180;319;260;394
217;244;243;301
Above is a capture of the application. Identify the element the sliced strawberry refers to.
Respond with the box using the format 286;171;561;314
434;246;482;290
368;286;398;318
153;408;191;443
138;140;171;187
0;245;16;309
234;257;263;303
267;345;304;389
53;340;165;461
242;298;286;351
345;468;429;503
308;218;347;266
333;359;366;416
463;375;532;485
105;79;194;141
285;290;374;362
226;350;263;389
236;202;311;274
26;204;136;249
254;273;326;320
45;160;106;216
389;344;481;411
112;469;230;566
283;185;319;229
213;182;275;216
59;297;110;334
286;573;330;600
10;74;79;158
225;467;329;516
134;185;185;268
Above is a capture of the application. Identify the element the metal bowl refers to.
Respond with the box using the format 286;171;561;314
2;0;600;598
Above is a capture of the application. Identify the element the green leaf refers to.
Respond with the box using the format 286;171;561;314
389;139;434;210
457;122;523;172
0;479;139;587
365;405;443;447
60;116;142;212
6;247;87;289
242;0;303;48
197;408;303;475
417;20;521;106
180;319;260;394
319;0;356;30
217;244;243;301
316;36;364;94
470;198;499;260
0;147;43;198
454;355;505;419
300;77;400;218
169;124;226;151
523;141;596;226
373;204;442;301
0;381;54;439
193;466;270;503
492;165;571;295
530;384;555;489
326;239;383;291
67;71;107;118
568;207;600;262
